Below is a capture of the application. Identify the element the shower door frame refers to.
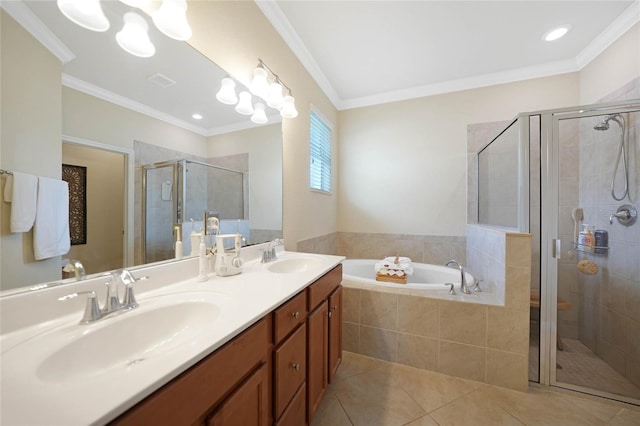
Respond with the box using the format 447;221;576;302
141;160;181;264
538;100;640;405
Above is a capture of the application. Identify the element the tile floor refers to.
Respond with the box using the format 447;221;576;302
311;351;640;426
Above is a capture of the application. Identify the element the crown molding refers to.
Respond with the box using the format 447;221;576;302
575;0;640;69
255;0;342;107
0;0;75;64
62;73;210;136
205;114;283;137
340;58;580;110
255;0;639;111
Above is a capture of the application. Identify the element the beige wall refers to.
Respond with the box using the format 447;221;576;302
62;144;125;275
63;87;207;156
187;1;339;250
579;23;640;105
1;11;62;288
338;73;580;237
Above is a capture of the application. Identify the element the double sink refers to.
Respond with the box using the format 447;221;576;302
0;251;337;425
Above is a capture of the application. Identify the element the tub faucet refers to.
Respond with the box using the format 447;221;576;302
445;260;471;294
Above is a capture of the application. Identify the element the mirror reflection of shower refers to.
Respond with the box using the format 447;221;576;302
142;159;247;264
593;113;630;201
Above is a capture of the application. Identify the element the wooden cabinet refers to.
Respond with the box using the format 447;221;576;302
207;363;269;426
111;317;270;426
111;263;343;426
328;285;343;382
306;265;343;424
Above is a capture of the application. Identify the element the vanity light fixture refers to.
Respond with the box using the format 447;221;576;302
56;0;110;32
251;59;298;119
216;78;239;105
152;0;192;41
116;12;156;58
251;103;268;124
58;0;192;58
235;91;254;115
543;25;571;41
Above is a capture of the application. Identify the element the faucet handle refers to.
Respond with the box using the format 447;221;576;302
445;283;457;295
472;279;483;293
58;291;101;324
122;282;138;309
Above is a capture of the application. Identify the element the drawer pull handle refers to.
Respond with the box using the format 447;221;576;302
327;311;332;318
292;311;300;319
292;363;300;371
332;305;337;311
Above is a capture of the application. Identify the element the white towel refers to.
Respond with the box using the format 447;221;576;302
3;172;38;232
33;177;70;260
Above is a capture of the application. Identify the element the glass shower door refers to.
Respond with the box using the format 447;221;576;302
143;161;178;264
547;107;640;404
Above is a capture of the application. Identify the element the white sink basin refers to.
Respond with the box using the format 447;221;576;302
37;299;220;383
267;257;322;273
0;291;226;386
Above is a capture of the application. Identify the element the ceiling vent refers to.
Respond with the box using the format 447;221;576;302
148;73;176;88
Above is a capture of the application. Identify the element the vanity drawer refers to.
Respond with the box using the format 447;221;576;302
274;290;307;344
307;264;342;311
274;322;306;419
275;383;306;426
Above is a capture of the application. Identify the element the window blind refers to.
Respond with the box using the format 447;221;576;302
309;110;332;193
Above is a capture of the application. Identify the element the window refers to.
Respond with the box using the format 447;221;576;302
309;108;332;193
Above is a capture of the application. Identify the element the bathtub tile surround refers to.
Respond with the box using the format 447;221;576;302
341;225;532;392
297;232;466;266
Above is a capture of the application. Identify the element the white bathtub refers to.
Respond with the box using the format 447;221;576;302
342;259;474;289
341;259;499;305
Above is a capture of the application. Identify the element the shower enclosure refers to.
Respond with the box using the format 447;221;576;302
142;159;246;263
477;99;640;405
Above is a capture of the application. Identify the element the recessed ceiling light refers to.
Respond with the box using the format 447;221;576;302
543;25;571;42
192;113;203;120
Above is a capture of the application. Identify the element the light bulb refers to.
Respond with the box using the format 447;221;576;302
216;78;238;105
57;0;110;32
249;67;269;99
152;0;192;41
280;95;298;119
251;103;268;124
116;12;156;58
235;91;254;115
266;82;284;109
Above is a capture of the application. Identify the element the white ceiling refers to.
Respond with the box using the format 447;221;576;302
258;0;640;110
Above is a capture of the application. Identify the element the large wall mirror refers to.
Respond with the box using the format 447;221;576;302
1;1;283;291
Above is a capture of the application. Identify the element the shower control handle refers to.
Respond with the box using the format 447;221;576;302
609;204;637;226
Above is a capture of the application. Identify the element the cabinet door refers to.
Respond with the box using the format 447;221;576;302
306;300;328;424
274;323;306;419
328;285;343;383
207;363;268;426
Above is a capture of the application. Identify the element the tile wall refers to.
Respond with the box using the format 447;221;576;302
341;225;531;392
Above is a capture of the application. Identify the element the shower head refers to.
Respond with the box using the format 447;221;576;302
594;114;623;131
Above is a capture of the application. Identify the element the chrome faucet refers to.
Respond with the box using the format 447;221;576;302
64;259;86;281
60;269;148;324
445;260;471;294
261;238;283;263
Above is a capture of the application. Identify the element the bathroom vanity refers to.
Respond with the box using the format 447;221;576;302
0;249;344;426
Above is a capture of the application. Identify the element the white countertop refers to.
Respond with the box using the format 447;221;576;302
0;250;344;426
